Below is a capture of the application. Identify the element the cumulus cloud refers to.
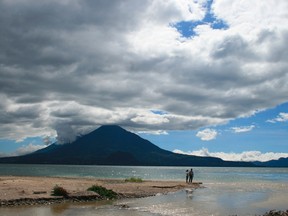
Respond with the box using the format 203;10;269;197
131;111;170;125
173;148;288;162
231;125;255;133
196;128;218;141
0;0;288;141
267;112;288;123
54;123;78;144
15;144;47;156
43;136;53;145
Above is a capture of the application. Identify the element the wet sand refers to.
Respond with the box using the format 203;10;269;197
0;176;201;206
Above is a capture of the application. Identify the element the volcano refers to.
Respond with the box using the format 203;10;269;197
0;125;254;166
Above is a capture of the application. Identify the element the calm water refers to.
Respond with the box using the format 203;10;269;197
0;164;287;216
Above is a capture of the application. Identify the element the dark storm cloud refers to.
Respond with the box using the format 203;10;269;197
211;35;256;60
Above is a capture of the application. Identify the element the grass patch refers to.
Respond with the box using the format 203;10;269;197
125;177;143;183
51;185;69;197
87;185;117;199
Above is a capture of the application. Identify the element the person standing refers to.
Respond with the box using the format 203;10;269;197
186;170;189;183
188;168;194;183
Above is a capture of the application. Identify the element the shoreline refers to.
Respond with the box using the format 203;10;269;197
0;176;201;207
1;176;287;216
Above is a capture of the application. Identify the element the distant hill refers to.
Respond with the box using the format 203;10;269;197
254;157;288;167
0;125;254;166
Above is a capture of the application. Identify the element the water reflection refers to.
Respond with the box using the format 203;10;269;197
0;186;287;216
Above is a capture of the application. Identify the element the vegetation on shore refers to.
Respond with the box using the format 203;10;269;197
262;210;288;216
51;184;118;200
125;177;143;183
87;185;118;199
51;185;69;197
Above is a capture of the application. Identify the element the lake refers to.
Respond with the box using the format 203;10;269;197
0;164;287;215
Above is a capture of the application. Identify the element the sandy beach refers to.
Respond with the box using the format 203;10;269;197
0;176;201;206
0;176;287;216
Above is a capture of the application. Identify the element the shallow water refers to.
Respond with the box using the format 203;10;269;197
0;165;287;216
1;183;286;216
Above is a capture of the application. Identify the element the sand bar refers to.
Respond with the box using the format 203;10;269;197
0;176;201;206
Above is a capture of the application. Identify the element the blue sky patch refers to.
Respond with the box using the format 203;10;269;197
172;0;228;38
142;102;288;154
0;137;45;154
150;109;168;115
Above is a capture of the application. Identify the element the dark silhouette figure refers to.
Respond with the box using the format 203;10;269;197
188;168;194;183
186;169;189;183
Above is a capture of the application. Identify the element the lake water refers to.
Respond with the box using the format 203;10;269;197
0;164;287;216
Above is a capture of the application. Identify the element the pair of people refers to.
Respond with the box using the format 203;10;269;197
186;168;194;183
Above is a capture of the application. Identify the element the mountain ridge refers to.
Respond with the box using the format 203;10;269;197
253;157;288;167
0;125;256;166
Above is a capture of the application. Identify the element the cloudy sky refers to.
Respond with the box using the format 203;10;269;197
0;0;287;162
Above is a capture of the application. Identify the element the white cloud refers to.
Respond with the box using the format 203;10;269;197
147;0;206;24
267;112;288;123
231;125;255;133
137;130;168;135
212;0;288;32
15;144;47;156
0;0;287;141
173;148;288;162
131;111;170;125
196;128;218;141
